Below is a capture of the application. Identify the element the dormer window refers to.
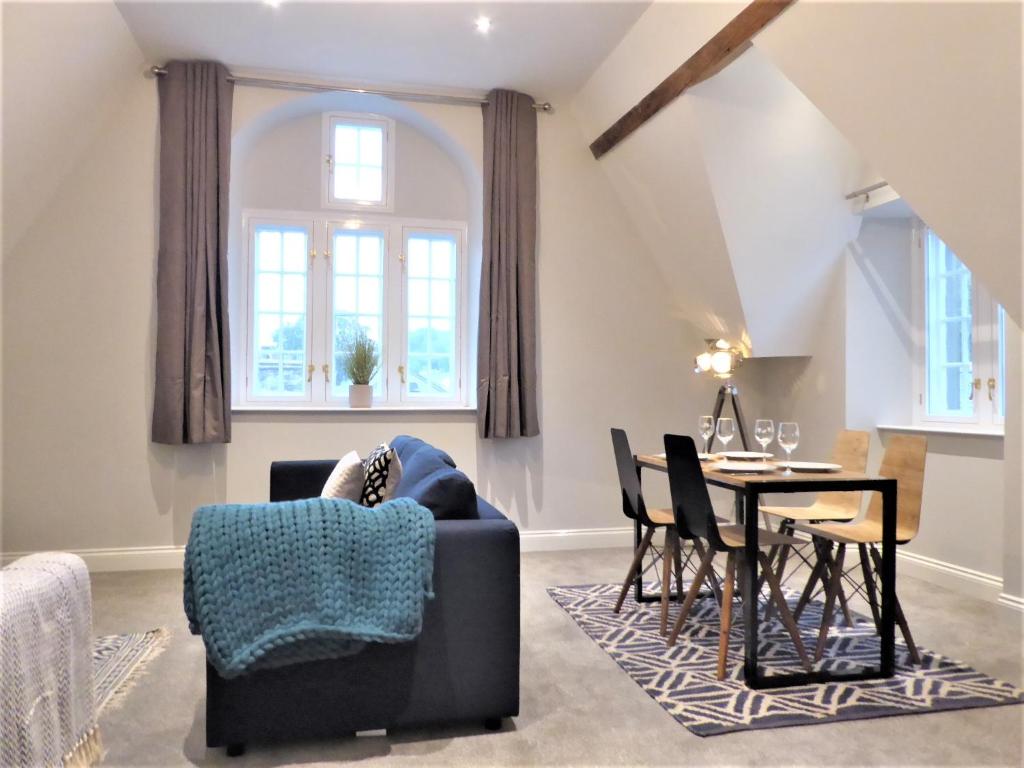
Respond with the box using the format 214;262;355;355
322;112;395;211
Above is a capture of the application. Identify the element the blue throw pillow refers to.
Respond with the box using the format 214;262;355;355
391;435;456;469
393;466;478;521
390;435;477;520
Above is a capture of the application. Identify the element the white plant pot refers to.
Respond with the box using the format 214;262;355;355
349;384;373;408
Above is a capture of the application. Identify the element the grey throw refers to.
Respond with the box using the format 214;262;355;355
152;61;233;444
478;89;539;438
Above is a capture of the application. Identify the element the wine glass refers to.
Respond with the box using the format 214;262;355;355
778;422;800;474
698;415;714;452
754;419;774;455
716;417;735;452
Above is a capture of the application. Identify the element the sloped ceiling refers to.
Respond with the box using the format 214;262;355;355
755;0;1022;322
2;0;146;251
689;46;864;357
573;1;868;356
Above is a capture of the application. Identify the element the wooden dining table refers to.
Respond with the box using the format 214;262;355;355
634;452;898;690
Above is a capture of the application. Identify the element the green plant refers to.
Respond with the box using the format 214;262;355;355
342;330;380;386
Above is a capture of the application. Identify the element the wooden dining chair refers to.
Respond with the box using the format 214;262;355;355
759;429;870;623
610;428;697;636
662;433;812;679
794;434;927;664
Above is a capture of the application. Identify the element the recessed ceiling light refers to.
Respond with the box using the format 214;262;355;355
264;0;282;8
474;15;492;35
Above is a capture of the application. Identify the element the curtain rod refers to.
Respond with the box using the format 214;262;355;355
148;66;552;111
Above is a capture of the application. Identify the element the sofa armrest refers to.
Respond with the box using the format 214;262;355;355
428;512;520;719
270;460;337;502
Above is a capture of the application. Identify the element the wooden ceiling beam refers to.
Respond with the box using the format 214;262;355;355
589;0;796;160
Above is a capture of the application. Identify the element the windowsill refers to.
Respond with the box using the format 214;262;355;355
877;424;1004;439
233;405;476;415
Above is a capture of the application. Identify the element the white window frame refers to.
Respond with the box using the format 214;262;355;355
240;209;469;409
244;216;316;405
911;222;1005;432
321;112;396;213
398;225;469;406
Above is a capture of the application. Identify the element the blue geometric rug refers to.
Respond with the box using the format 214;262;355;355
93;629;169;715
548;584;1023;736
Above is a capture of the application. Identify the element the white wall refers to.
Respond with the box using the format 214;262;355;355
756;0;1023;323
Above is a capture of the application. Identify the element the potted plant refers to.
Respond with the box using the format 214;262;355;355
342;330;380;408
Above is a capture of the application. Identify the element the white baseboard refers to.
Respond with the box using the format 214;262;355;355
895;549;1003;602
997;592;1024;612
519;526;633;553
1;546;185;573
1;528;637;571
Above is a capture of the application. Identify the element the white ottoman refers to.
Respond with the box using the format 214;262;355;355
1;553;100;766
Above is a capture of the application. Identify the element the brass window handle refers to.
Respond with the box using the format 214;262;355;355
968;377;981;400
306;363;315;383
322;363;330;381
398;364;406;384
987;377;996;401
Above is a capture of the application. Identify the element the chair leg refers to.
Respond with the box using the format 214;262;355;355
814;543;846;662
614;526;656;613
758;552;812;672
763;521;795;622
693;539;723;606
717;552;736;680
673;536;685;602
660;529;676;636
858;543;882;631
870;545;922;664
793;543;827;622
668;548;716;646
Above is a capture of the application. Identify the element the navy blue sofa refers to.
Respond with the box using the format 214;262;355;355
204;436;520;754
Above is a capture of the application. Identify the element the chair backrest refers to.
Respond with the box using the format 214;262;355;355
817;429;871;512
663;433;725;549
865;434;927;542
610;428;645;523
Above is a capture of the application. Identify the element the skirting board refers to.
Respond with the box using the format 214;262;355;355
3;530;1020;612
0;527;638;573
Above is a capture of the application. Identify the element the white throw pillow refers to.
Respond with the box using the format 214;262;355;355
320;450;365;500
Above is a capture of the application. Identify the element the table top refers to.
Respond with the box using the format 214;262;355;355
635;453;893;492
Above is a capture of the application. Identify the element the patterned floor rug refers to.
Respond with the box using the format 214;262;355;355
93;629;169;715
548;583;1024;736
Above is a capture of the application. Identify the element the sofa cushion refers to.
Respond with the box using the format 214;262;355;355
391;434;456;469
391;436;477;520
393;466;478;520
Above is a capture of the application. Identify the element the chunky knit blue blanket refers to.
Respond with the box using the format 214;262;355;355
183;497;436;678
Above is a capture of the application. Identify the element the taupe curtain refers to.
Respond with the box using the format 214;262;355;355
152;61;233;444
478;89;539;438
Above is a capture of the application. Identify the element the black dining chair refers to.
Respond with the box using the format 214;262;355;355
662;433;811;679
610;428;715;636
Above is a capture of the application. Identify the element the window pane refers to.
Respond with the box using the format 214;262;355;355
359;126;383;166
252;224;308;398
282;231;307;272
334;165;359;200
330;120;386;203
257;273;281;312
925;230;973;418
331;229;385;399
282;274;305;313
257;230;281;271
334;125;358;164
405;232;458;399
335;233;358;274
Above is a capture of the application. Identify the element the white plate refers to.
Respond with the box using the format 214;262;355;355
719;451;774;461
652;452;717;462
714;461;774;474
775;461;843;473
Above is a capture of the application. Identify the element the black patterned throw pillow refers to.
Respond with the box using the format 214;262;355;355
361;443;396;507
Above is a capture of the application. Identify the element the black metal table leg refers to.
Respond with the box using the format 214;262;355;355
880;479;897;676
742;488;760;684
